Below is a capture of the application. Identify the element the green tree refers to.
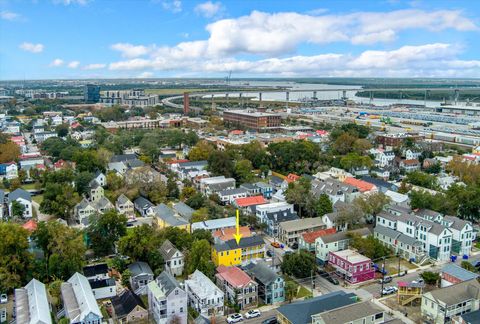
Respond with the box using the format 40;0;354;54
188;140;214;161
235;159;253;183
191;207;209;223
0;223;32;292
268;140;320;174
404;171;438;190
11;200;26;219
241;140;268;168
340;152;372;171
118;225;164;272
121;269;132;287
186;239;215;279
0;139;20;163
167;177;180;199
420;271;440;285
186;192;206;209
73;150;105;173
281;250;316;279
180;186;196;201
348;234;391;259
87;210;127;256
55;123;69;137
333;133;357;155
285;178;311;217
40;183;80;220
284;281;298;303
32;221;86;280
74;171;94;195
354;192;391;222
208;150;235;177
461;261;476;272
312;193;333;217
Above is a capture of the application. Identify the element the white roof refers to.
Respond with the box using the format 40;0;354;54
256;202;292;211
15;278;52;324
331;249;371;264
185;270;223;299
191;217;236;231
384;190;409;203
64;273;102;322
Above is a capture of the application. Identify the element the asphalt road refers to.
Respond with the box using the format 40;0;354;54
219;309;277;324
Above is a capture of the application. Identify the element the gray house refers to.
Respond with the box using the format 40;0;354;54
128;261;154;295
147;271;188;324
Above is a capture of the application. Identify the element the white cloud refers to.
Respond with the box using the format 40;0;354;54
1;10;21;21
161;0;182;13
67;61;80;68
195;1;223;18
19;42;44;53
53;0;89;5
111;43;152;58
137;72;154;78
50;59;64;67
83;63;106;70
108;43;480;77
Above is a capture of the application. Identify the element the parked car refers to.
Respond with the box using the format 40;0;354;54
262;317;278;324
382;286;398;295
227;313;243;323
291;242;298;250
271;242;281;248
378;276;393;284
245;309;261;319
266;250;273;257
412;278;424;284
316;268;328;276
0;294;6;304
327;276;339;285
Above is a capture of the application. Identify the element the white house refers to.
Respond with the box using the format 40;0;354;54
217;188;248;205
159;239;184;277
0;162;18;180
116;194;135;218
93;171;107;187
8;188;33;218
315;228;371;264
185;270;224;317
147;271;188;324
199;176;236;196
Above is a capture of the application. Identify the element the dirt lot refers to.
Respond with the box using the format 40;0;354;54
382;295;423;323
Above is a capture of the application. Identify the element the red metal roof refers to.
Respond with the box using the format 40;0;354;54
302;228;336;244
216;266;253;288
234;195;267;207
22;219;37;232
286;173;300;183
213;226;251;241
343;177;376;192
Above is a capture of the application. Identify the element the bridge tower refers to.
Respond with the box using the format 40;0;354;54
183;92;190;115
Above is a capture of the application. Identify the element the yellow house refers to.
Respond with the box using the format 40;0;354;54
212;236;265;266
154;203;191;232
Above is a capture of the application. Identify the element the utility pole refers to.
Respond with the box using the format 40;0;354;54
380;256;386;297
397;253;401;276
311;269;315;294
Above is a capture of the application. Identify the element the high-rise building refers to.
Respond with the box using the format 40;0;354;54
84;84;101;103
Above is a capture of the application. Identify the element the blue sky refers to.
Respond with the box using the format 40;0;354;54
0;0;479;80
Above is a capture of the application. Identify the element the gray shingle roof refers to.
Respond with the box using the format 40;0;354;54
159;239;181;260
117;194;131;205
219;188;248;196
110;154;137;163
156;271;180;295
173;202;194;221
314;301;384;324
128;262;153;277
111;289;145;318
427;279;480;306
320;227;371;244
214;235;265;252
460;309;480;324
243;262;279;286
8;188;31;203
276;291;356;324
134;196;153;210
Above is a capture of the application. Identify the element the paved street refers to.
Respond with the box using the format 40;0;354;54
217;309;277;323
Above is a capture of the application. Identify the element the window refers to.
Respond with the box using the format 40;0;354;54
180;307;184;313
175;290;179;295
374;313;383;319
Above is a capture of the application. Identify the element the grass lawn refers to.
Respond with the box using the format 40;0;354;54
383;257;418;276
284;275;313;299
32;195;43;204
22;183;37;190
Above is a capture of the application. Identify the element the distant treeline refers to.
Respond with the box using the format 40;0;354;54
355;90;480;102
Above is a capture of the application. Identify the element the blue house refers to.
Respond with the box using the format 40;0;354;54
255;182;273;199
244;261;285;304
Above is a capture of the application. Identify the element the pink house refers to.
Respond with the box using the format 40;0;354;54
328;249;374;284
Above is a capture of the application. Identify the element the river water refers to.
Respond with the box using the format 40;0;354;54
224;80;449;108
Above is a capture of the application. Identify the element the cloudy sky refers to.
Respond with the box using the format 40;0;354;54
1;0;479;80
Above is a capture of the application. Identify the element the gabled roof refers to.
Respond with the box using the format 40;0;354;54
15;278;52;324
61;272;102;322
214;235;265;252
173;202;194;221
111;289;145;318
216;266;254;288
116;194;131;205
22;219;38;232
426;279;480;306
156;271;181;295
128;261;153;277
243;261;279;286
276;291;356;324
319;227;371;244
159;239;182;260
218;188;248;196
302;228;336;244
343;177;376;192
8;188;32;203
134;196;153;210
110;154;137;163
235;195;267;207
213;226;251;241
314;300;383;324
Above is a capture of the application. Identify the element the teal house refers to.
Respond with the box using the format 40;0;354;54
244;261;285;304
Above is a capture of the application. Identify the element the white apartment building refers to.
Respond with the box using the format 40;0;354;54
375;206;475;262
185;270;224;317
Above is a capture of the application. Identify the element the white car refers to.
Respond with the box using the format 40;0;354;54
0;294;7;304
245;309;261;319
227;313;244;323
